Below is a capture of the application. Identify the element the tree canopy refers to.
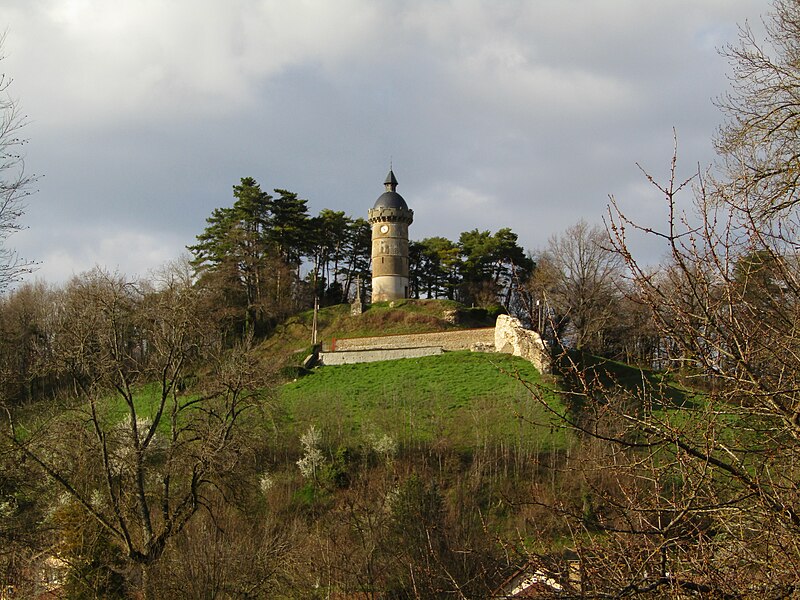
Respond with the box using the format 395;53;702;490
189;178;537;341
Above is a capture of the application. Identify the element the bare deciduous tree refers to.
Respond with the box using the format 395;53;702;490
526;143;800;595
541;220;624;354
0;35;36;291
4;269;268;598
716;0;800;218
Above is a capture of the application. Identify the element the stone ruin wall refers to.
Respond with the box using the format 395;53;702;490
319;346;443;366
319;318;550;373
326;328;496;353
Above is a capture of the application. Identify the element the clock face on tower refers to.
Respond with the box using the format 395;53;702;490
380;224;389;234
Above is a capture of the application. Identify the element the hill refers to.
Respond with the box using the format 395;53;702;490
257;298;565;453
263;299;694;457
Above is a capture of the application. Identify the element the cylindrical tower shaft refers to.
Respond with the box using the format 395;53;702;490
368;170;413;302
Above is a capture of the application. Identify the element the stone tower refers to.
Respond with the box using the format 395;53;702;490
368;169;414;302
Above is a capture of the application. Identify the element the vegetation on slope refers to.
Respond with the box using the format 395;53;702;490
281;350;565;451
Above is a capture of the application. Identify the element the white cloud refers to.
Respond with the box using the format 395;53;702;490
5;0;387;127
16;225;181;285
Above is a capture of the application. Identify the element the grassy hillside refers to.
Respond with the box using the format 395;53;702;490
279;350;565;452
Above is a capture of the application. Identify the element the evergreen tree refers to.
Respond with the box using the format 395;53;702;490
269;189;310;266
340;217;371;302
410;237;460;300
189;178;296;337
308;209;351;304
457;228;532;307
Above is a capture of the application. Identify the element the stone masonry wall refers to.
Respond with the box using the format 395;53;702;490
320;346;442;366
327;328;495;352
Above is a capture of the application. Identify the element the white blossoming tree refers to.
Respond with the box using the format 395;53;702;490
297;425;326;482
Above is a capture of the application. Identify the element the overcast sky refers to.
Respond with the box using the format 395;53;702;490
2;0;769;285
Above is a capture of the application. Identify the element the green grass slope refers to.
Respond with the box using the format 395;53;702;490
280;350;565;452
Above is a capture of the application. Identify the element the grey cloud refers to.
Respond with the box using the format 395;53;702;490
3;0;767;284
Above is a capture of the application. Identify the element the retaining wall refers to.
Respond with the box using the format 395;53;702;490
328;328;495;352
319;346;442;366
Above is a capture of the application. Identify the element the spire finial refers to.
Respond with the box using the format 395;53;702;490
384;165;398;192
